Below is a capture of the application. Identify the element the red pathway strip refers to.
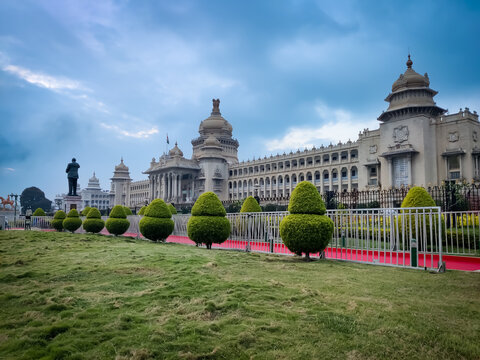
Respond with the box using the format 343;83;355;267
165;235;480;272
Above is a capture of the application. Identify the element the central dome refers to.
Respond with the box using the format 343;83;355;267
199;99;233;136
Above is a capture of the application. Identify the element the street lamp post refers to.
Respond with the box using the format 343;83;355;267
9;193;19;227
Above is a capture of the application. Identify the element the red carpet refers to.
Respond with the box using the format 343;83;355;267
165;235;480;272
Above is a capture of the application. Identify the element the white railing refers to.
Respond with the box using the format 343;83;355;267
8;207;480;268
441;211;479;255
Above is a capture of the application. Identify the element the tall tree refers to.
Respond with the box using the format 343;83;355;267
20;187;52;213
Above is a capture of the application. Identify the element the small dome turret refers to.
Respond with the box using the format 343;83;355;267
169;142;184;157
115;158;129;171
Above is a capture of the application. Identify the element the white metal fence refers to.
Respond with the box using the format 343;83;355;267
4;207;480;268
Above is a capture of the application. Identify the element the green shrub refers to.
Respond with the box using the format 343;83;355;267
139;199;174;242
62;209;82;233
400;187;440;250
33;208;46;216
280;181;333;259
401;187;436;208
123;206;133;216
188;192;230;249
187;216;230;248
81;206;92;217
280;214;334;256
240;196;262;213
288;181;326;215
138;205;147;215
83;207;105;234
105;205;130;236
51;210;67;232
168;204;177;215
225;201;242;213
191;192;226;217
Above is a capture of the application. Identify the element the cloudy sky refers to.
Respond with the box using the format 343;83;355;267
1;0;479;201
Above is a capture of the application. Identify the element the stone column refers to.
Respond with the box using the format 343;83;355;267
348;166;352;191
178;175;182;203
149;176;154;202
329;169;333;191
192;176;196;201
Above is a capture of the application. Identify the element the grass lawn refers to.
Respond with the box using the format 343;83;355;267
0;231;479;360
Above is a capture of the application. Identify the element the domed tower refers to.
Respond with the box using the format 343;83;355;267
86;172;101;190
110;158;132;206
191;99;238;200
376;55;447;189
192;99;239;164
378;55;446;122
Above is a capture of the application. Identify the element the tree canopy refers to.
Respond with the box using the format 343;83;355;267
20;187;51;214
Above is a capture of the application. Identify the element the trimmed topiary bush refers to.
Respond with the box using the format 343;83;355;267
400;186;441;250
52;210;66;231
62;209;82;233
139;199;174;242
83;207;105;234
187;192;230;249
33;208;46;216
168;203;177;215
123;206;133;216
240;196;262;213
106;205;130;236
401;187;436;208
138;205;147;215
81;206;92;217
280;181;333;260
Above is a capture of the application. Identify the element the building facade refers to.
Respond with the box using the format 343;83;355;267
111;56;480;207
81;172;110;210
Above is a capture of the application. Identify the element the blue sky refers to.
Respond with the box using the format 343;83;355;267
1;0;479;201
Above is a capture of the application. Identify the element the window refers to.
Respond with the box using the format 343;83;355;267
448;156;460;179
393;157;408;187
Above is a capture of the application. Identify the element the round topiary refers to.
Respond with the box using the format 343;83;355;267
240;196;262;213
400;186;440;250
62;209;82;233
105;205;130;236
81;206;92;217
52;210;66;232
138;205;147;215
288;181;326;215
401;187;436;208
188;192;230;249
123;206;133;216
33;208;46;216
168;203;177;215
280;181;333;260
139;199;174;242
83;207;105;234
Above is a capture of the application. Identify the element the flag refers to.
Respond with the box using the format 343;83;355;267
167;134;169;144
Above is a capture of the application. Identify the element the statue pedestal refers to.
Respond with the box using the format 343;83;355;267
64;195;82;213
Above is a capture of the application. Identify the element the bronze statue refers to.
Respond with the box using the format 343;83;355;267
66;158;80;196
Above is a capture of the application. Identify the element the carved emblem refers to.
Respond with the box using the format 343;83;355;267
199;169;205;178
369;145;377;154
214;167;222;178
393;126;409;143
448;131;459;142
473;131;478;142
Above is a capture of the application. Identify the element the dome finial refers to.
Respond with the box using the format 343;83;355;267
406;54;413;69
212;98;220;114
